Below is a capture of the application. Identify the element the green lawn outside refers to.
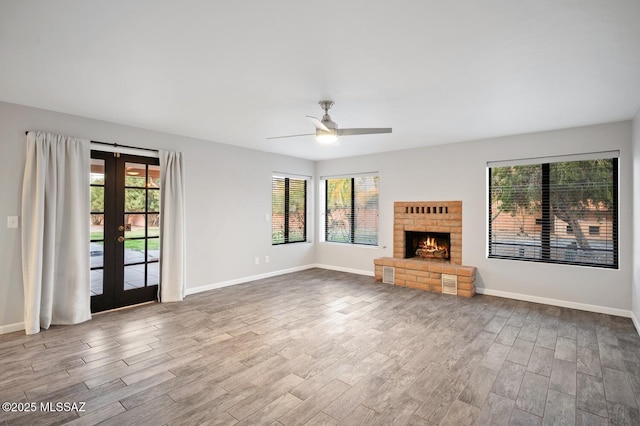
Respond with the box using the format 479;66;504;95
90;230;159;252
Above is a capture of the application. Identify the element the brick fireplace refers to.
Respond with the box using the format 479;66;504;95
393;201;462;264
374;201;476;297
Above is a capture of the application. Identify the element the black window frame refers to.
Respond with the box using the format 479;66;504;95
272;176;307;245
488;157;618;269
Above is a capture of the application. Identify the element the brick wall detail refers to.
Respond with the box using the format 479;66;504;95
394;201;462;265
374;257;476;298
374;200;476;297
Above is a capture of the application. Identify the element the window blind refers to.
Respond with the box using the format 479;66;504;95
488;156;618;268
272;176;307;245
325;175;379;245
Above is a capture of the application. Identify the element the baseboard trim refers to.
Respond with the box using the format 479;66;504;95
0;322;25;335
312;264;374;277
476;288;632;318
185;264;373;296
185;265;318;296
631;311;640;337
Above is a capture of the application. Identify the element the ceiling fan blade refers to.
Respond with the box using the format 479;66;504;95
266;133;315;140
306;116;330;132
337;128;392;136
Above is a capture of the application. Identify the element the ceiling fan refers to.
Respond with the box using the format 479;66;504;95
267;100;392;143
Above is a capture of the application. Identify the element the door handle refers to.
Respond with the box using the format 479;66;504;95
118;225;125;232
117;236;125;243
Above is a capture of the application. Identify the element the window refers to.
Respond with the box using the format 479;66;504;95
324;175;379;245
489;155;618;268
272;176;307;244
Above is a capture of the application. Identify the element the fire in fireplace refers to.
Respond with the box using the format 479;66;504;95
405;231;450;260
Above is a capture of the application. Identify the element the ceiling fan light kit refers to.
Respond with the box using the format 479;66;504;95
315;131;338;144
268;100;392;143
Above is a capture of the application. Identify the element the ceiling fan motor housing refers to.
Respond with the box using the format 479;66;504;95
321;116;338;131
319;100;338;130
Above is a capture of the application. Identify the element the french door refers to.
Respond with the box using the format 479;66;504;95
90;151;160;312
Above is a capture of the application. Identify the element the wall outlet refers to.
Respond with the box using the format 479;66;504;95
265;256;270;264
7;216;18;229
265;213;270;222
254;257;260;265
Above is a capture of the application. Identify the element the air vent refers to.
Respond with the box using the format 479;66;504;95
382;266;395;284
442;274;457;295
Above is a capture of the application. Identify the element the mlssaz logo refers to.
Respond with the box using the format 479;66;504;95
39;402;86;412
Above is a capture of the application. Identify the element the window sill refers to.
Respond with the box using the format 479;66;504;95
272;240;313;247
319;241;380;249
487;255;618;270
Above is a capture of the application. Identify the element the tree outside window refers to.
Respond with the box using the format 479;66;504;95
325;175;379;245
489;158;617;268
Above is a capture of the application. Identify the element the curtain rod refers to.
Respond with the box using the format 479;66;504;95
24;131;159;153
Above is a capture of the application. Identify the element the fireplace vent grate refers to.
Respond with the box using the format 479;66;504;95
382;266;395;284
441;274;457;295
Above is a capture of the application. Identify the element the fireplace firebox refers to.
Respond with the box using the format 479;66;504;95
405;231;450;260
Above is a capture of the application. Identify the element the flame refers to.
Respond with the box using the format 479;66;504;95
416;236;449;258
419;237;446;251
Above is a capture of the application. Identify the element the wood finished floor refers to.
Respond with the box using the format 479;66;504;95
1;268;640;425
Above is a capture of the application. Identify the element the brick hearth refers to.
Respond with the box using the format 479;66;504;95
374;200;476;297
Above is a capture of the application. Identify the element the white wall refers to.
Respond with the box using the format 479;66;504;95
316;121;633;316
0;102;315;333
632;110;640;330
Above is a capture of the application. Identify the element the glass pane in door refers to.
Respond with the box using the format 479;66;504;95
148;189;160;212
125;162;147;187
124;264;146;290
90;269;103;296
124;213;146;238
147;241;159;262
148;164;161;187
148;213;160;236
90;241;104;268
90;158;105;298
148;262;159;286
91;159;105;183
125;189;146;212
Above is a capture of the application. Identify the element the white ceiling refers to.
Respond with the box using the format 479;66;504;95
1;1;639;161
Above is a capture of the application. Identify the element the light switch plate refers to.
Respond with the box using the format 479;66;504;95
7;216;19;228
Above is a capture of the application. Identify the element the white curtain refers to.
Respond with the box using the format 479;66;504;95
21;131;91;335
159;150;186;302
